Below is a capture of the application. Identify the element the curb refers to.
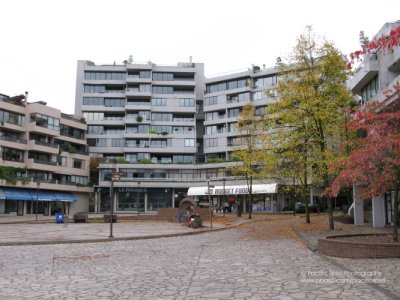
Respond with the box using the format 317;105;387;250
291;225;318;252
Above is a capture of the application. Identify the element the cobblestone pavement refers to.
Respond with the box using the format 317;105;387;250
0;222;207;245
0;222;398;299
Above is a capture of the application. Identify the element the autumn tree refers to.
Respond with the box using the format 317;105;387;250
326;102;400;241
326;24;400;241
263;26;354;228
232;103;264;219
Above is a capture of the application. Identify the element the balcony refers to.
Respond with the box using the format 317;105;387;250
389;46;400;72
0;177;85;192
27;121;59;136
125;88;151;98
126;75;152;83
0;135;27;151
350;54;379;94
0;120;25;132
26;158;58;172
28;140;59;154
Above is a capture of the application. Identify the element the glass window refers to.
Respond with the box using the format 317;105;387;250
73;159;84;169
205;138;218;147
87;138;107;147
361;76;379;102
173;155;194;164
179;98;195;107
153;73;173;81
2;147;24;162
152;113;172;121
184;139;195;147
140;71;151;78
88;125;104;134
228;108;240;118
0;110;25;126
151;125;172;134
104;98;125;107
252;91;262;100
152;86;173;94
84;85;105;93
204;96;218;106
83;97;104;105
111;139;124;147
151;98;167;106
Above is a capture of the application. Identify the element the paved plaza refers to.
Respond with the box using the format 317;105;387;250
0;217;399;299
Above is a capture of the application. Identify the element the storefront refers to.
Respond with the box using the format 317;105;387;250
96;187;176;213
187;183;282;212
0;187;76;216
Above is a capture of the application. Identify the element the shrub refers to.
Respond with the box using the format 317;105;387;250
138;158;152;164
115;157;129;164
206;158;226;163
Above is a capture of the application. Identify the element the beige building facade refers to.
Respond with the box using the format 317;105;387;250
0;93;91;216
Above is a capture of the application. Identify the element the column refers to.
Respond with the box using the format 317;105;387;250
144;191;148;213
172;188;175;208
372;195;385;228
353;185;364;225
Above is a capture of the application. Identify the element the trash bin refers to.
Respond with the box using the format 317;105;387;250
55;213;64;224
237;210;242;217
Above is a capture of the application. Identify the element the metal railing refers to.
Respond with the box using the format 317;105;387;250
34;140;58;148
33;159;57;166
0;135;27;144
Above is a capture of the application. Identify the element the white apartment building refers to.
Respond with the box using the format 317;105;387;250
0;93;91;216
203;66;277;162
75;61;283;213
349;20;400;227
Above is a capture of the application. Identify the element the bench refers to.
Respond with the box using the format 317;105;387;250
103;214;118;223
73;213;88;223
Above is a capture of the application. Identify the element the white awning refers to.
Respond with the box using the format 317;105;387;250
187;183;278;196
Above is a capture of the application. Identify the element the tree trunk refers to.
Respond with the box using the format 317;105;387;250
327;196;334;230
248;175;253;220
304;170;310;224
393;174;399;242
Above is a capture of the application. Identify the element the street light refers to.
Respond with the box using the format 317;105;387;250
222;178;226;217
109;170;126;238
136;181;141;216
35;180;40;221
207;180;214;228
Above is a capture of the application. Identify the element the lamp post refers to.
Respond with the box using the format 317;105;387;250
207;180;214;228
35;180;40;221
136;181;141;216
222;178;226;217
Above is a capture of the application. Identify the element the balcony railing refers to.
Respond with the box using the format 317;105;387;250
34;140;58;148
33;159;57;166
0;136;27;144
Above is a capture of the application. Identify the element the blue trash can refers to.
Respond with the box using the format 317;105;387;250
55;213;64;224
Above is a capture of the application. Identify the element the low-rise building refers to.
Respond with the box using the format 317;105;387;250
0;93;91;216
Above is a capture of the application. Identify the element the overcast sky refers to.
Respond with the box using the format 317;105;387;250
1;0;399;114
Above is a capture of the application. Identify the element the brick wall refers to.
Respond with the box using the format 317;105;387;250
318;234;400;258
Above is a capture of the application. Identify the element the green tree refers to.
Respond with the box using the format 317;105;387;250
263;26;354;228
232;103;264;219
